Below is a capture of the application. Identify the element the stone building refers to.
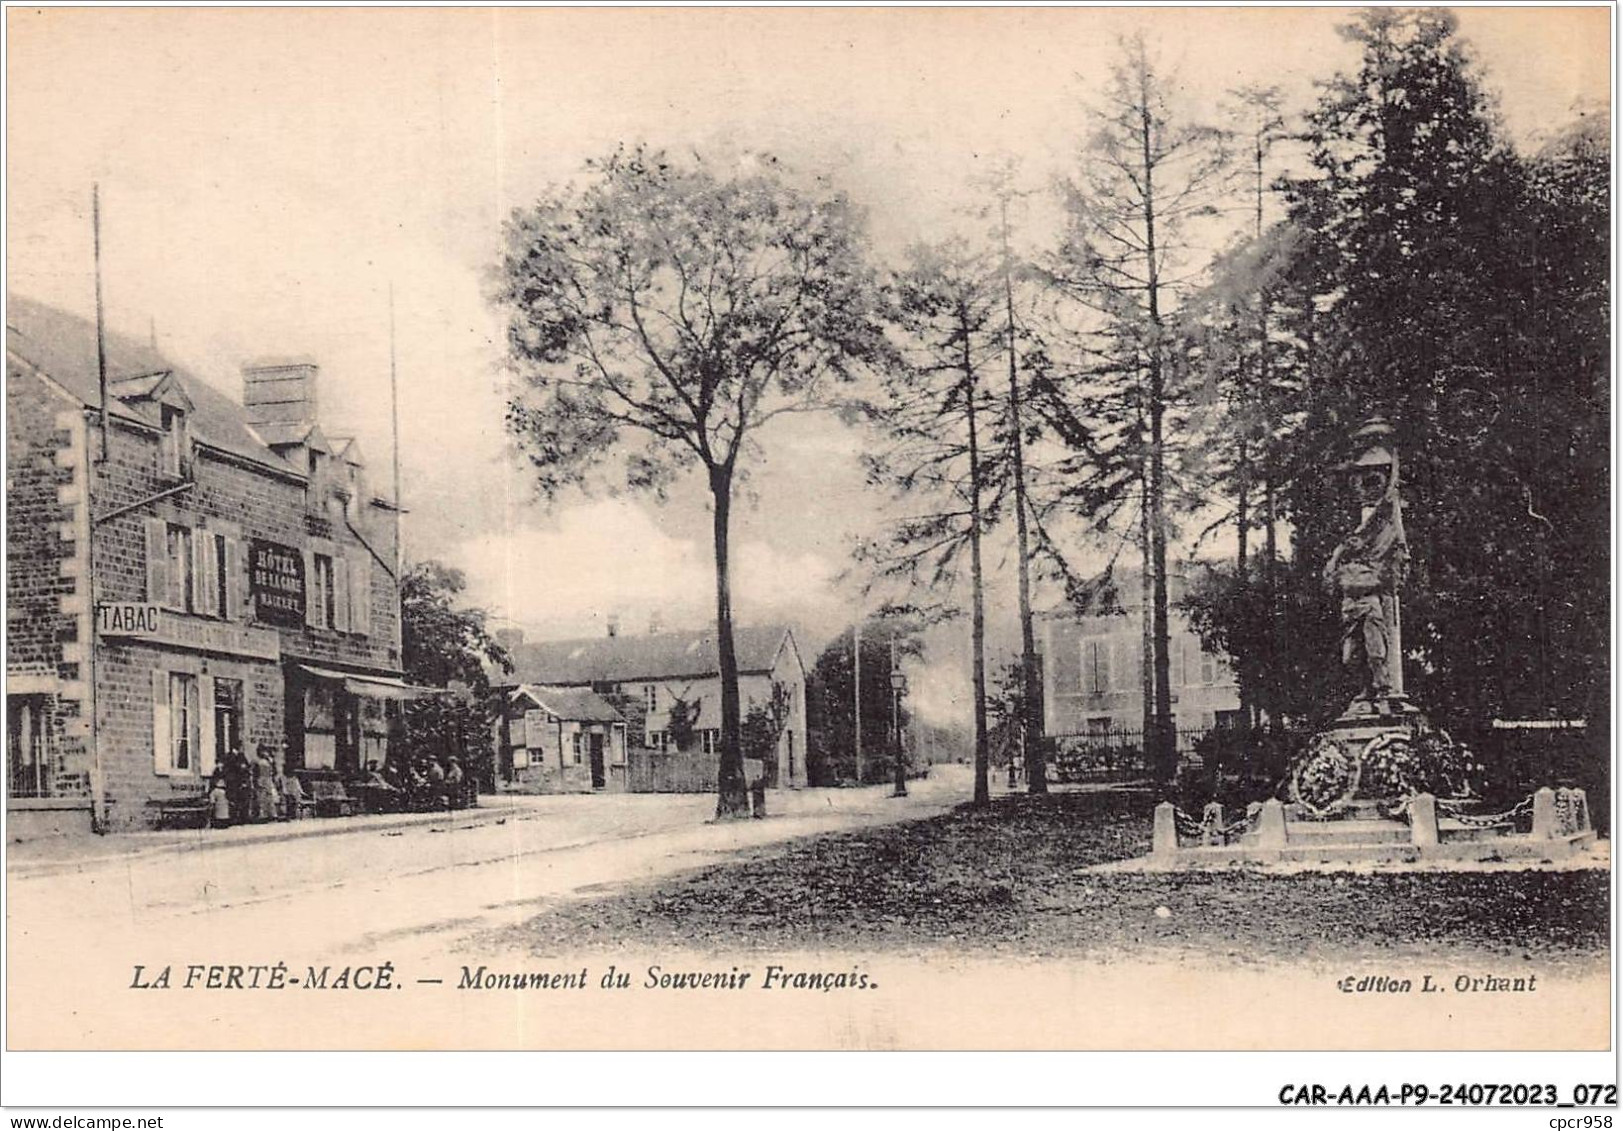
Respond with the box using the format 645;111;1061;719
495;623;809;792
6;294;413;835
502;685;630;793
1041;568;1241;744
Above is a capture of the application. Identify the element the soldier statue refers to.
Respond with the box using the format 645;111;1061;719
1322;418;1409;715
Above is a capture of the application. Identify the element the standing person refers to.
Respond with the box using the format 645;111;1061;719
427;758;448;811
445;759;465;811
225;747;251;828
208;772;232;829
252;747;280;823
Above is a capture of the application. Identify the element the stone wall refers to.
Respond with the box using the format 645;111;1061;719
7;364;407;831
4;366;92;814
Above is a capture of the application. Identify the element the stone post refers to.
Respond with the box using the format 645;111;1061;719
1531;787;1558;839
1256;799;1287;849
1409;793;1438;848
1568;789;1591;833
1153;802;1178;859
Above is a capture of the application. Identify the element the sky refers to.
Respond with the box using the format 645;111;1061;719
7;6;1608;722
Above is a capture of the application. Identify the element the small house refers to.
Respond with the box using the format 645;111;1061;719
500;685;629;793
493;622;808;793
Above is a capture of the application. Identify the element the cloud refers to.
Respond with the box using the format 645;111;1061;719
455;498;846;642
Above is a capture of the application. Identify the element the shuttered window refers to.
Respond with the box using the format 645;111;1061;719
331;557;350;632
192;529;217;617
311;554;334;629
166;524;193;612
223;536;245;621
211;535;229;620
153;671;201;776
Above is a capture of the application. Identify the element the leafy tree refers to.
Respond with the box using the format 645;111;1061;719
665;697;699;753
401;561;511;692
399;561;513;792
492;146;887;817
740;684;791;766
1189;10;1609;742
805;619;925;785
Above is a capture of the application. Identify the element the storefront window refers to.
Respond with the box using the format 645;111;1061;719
304;681;336;770
360;696;389;769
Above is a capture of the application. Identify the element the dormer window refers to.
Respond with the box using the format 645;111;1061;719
306;449;327;512
160;405;189;479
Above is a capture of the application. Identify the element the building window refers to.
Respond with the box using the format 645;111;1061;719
644;684;658;715
7;695;53;798
313;554;335;629
303;682;336;770
571;731;583;765
160;406;189;479
213;534;229;619
359;698;388;769
1086;715;1113;736
166;524;194;612
1199;647;1217;687
307;451;327;511
212;678;243;762
166;673;201;774
646;730;666;753
1081;637;1111;695
701;729;719;756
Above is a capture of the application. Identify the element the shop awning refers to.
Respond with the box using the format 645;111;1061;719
297;664;452;701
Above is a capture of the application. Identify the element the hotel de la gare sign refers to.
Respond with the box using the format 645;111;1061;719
95;537;303;661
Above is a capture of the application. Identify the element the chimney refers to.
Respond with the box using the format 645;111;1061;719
606;615;620;638
494;628;525;650
242;358;319;430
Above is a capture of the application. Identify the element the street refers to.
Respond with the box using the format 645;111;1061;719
7;765;1608;1054
6;770;983;1047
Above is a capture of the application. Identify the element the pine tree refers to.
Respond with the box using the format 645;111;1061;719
1048;34;1227;781
860;240;1011;807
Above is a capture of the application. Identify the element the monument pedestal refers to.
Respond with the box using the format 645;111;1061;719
1146;787;1596;869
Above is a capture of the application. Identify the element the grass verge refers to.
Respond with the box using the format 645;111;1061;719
481;788;1609;965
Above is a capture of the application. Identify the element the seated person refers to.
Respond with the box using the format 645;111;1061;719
281;773;309;819
359;760;404;813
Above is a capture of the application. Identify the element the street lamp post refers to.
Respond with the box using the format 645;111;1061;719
890;663;908;799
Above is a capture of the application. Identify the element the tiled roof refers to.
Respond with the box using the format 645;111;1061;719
6;293;301;478
513;685;626;723
508;624;793;686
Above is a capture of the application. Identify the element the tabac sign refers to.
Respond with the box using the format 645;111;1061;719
97;602;161;638
249;539;306;627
